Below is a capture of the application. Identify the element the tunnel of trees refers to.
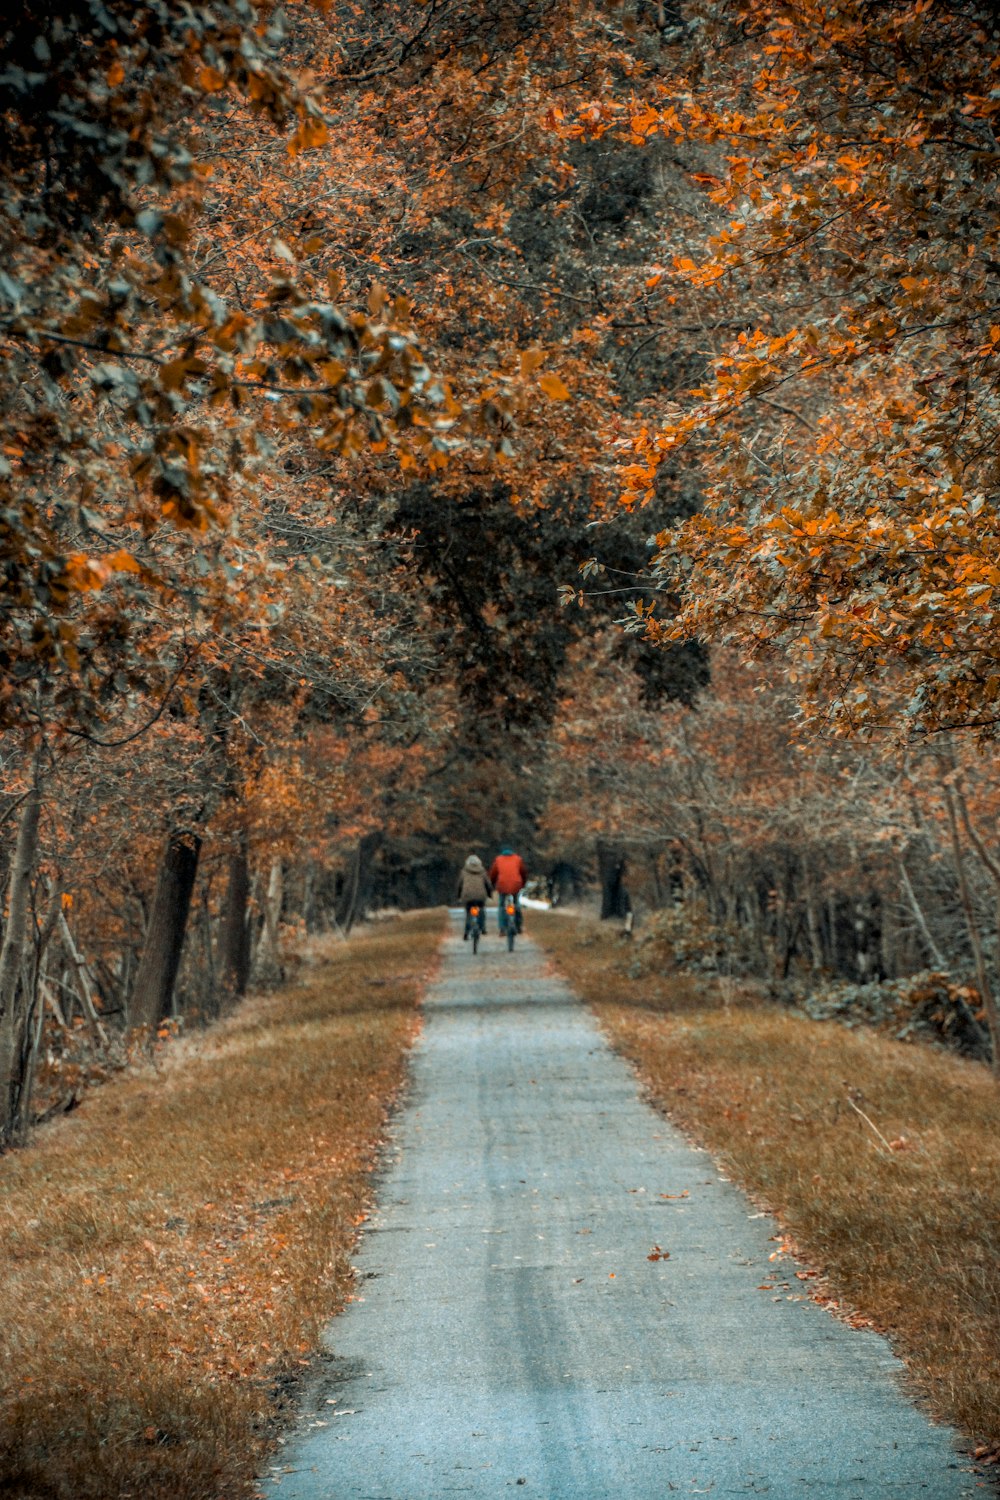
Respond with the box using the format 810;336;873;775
2;0;1000;1141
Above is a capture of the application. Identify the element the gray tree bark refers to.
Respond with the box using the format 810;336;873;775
898;857;947;970
253;854;285;985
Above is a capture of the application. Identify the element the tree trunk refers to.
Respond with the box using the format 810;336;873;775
898;857;947;970
854;897;870;981
943;784;998;1070
218;832;252;1001
302;863;317;932
826;894;839;973
805;879;823;972
129;829;202;1030
196;877;216;1015
648;851;665;910
597;841;631;921
17;973;48;1142
56;908;108;1045
335;831;382;934
548;861;582;908
43;975;67;1029
949;778;1000;1049
0;756;43;1142
254;855;285;985
879;896;895;980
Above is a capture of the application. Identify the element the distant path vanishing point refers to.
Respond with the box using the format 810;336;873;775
264;914;976;1499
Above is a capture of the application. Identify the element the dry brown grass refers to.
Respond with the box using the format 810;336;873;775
534;909;1000;1453
0;910;445;1500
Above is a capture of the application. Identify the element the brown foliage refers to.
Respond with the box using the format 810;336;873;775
570;0;1000;738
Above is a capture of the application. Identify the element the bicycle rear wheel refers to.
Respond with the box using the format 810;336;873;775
472;926;480;953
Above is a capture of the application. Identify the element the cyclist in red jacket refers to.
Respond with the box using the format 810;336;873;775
489;847;527;935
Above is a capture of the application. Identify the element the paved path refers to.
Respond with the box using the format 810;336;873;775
265;917;977;1499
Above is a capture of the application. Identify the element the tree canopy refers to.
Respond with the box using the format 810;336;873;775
3;0;1000;1145
576;0;1000;738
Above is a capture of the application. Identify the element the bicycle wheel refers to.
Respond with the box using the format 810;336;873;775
507;924;515;952
472;926;480;953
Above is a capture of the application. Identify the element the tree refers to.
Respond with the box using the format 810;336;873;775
0;0;462;743
569;0;1000;739
15;0;1000;1135
128;829;202;1029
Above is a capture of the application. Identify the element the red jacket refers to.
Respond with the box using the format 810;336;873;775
489;853;527;895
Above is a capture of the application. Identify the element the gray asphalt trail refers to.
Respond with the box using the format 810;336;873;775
264;915;977;1499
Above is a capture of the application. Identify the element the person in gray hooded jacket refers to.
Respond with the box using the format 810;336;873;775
455;854;493;939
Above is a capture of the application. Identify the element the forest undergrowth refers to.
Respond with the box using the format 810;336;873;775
533;909;1000;1462
0;911;444;1500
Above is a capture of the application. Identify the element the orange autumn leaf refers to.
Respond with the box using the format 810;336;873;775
538;372;571;401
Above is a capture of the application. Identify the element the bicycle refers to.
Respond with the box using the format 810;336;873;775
499;892;520;952
465;902;485;953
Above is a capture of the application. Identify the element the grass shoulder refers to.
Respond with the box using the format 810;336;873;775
532;908;1000;1458
0;910;445;1500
